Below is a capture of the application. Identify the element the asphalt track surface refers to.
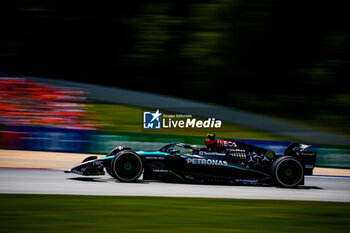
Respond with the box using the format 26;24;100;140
1;168;350;202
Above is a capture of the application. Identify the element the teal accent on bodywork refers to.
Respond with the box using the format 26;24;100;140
99;156;114;160
227;164;248;171
99;152;247;171
98;152;170;161
137;152;170;156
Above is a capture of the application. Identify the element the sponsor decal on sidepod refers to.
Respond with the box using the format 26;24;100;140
186;158;228;166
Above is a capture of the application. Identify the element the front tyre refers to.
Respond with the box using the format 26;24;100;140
271;156;304;188
110;150;143;182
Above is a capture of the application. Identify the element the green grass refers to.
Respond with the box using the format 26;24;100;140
1;194;350;233
89;102;298;142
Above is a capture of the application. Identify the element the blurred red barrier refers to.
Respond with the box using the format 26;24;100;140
0;131;28;149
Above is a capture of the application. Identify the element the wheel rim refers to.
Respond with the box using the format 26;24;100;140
113;153;142;181
276;159;303;187
124;162;132;171
285;168;292;176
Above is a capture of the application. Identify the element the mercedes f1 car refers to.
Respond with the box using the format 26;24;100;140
66;134;317;187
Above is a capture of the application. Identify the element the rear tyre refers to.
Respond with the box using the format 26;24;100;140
110;150;143;182
271;156;304;187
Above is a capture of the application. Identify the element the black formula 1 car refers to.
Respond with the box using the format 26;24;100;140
66;134;317;187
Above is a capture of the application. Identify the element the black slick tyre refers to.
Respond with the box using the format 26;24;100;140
271;156;304;188
110;150;143;182
106;167;117;178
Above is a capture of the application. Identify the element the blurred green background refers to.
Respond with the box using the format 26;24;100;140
1;0;349;135
1;194;350;233
1;2;349;231
90;102;298;141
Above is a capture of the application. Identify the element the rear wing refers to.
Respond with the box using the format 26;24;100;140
285;143;317;175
